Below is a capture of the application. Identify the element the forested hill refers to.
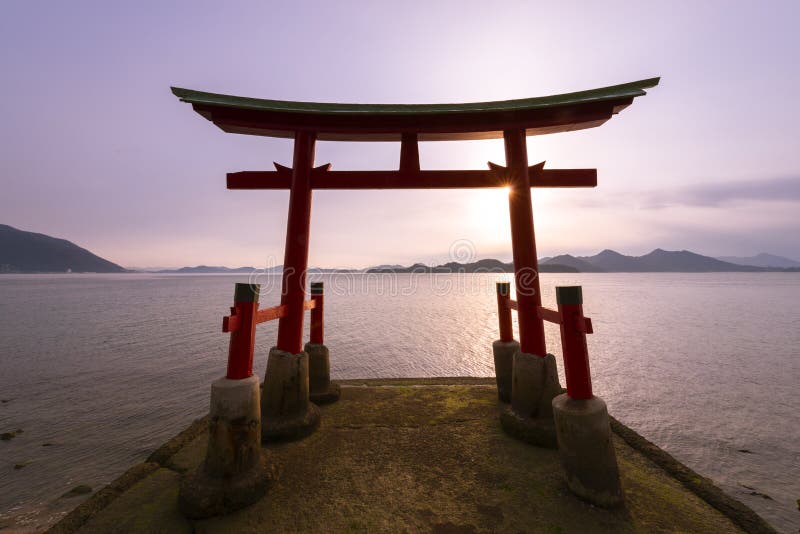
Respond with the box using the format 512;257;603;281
0;224;126;273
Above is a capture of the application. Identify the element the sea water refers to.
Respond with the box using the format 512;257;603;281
0;273;798;532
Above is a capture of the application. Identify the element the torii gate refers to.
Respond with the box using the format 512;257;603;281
172;78;659;443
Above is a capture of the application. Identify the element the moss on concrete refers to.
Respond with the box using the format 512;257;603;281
49;381;772;533
60;485;91;498
338;377;495;387
79;469;190;533
608;417;775;534
146;416;208;470
48;462;161;533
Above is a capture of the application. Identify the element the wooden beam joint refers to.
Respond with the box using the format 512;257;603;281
400;133;420;172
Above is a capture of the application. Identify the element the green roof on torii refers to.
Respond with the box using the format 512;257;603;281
171;77;659;142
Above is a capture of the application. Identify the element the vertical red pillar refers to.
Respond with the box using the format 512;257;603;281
309;281;324;344
276;131;316;354
227;283;259;379
504;129;546;356
496;281;513;342
556;286;593;399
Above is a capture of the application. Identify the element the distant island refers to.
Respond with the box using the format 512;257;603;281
716;253;800;269
121;253;800;274
539;249;799;273
2;223;799;274
154;266;357;274
367;250;800;273
367;258;576;273
0;224;126;273
155;266;258;274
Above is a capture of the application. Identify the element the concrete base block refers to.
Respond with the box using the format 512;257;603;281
500;405;558;449
262;402;320;442
492;340;519;403
310;382;341;405
305;342;341;405
552;394;623;507
179;375;273;519
261;347;320;442
511;352;562;419
179;455;273;519
501;352;562;448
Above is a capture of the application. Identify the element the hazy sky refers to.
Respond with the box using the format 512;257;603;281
1;1;798;268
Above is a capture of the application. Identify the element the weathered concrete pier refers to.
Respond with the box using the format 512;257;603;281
218;281;331;443
178;374;272;519
49;379;775;533
550;286;622;507
305;282;341;405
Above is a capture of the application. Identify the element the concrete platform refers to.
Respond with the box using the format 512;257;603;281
49;379;774;533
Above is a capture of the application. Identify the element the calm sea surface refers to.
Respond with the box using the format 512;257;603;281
0;273;798;532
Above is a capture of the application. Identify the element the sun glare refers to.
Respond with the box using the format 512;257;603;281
466;187;511;244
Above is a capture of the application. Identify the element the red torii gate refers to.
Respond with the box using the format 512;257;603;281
174;78;657;356
172;78;659;440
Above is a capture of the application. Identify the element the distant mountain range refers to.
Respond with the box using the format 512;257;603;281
715;253;800;269
155;265;258;274
0;224;126;273
367;258;577;273
539;249;776;273
154;265;355;274
3;223;799;274
371;249;800;273
158;251;800;274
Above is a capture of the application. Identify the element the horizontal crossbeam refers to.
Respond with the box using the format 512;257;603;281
537;306;562;324
537;305;593;333
227;164;597;190
222;298;317;332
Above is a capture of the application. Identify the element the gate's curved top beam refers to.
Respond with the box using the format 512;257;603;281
171;77;658;142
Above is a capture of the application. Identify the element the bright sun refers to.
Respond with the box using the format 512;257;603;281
466;187;511;244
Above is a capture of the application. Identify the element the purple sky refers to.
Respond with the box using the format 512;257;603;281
1;1;798;268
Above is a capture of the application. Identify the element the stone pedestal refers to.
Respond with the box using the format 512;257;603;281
492;340;519;403
500;352;562;448
305;342;341;405
179;374;273;519
552;394;623;507
261;347;320;442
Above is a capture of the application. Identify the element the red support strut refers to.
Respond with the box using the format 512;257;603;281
310;282;324;344
276;131;316;354
556;286;593;400
226;283;259;379
504;129;546;356
496;282;513;342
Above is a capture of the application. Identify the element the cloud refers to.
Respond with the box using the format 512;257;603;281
639;175;800;209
